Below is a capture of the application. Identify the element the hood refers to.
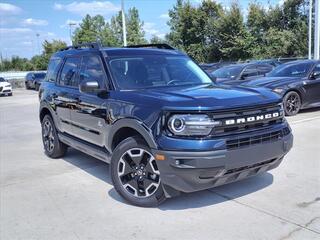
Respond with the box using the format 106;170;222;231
0;81;10;87
114;84;281;111
243;76;301;88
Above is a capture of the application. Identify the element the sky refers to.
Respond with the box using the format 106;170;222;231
0;0;281;59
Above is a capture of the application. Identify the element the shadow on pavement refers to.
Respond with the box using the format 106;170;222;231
62;148;274;209
298;107;320;114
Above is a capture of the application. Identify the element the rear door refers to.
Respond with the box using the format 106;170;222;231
54;56;81;134
304;63;320;105
257;64;273;76
69;54;108;146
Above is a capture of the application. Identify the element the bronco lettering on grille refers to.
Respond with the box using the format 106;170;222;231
225;112;280;126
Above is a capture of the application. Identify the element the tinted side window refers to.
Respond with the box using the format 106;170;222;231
79;56;106;88
242;66;258;78
60;57;80;86
257;65;272;75
46;59;62;82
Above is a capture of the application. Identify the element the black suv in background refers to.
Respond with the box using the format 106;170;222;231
25;72;46;91
39;43;293;207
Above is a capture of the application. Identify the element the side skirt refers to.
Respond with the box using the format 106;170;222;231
58;132;111;163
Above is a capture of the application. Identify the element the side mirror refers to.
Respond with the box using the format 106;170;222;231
310;71;320;80
79;80;100;93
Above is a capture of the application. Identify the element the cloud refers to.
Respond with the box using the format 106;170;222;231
22;18;48;26
53;1;120;16
0;3;22;15
159;13;169;20
143;22;165;39
0;28;60;58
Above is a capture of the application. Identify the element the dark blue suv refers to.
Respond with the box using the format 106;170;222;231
39;43;293;207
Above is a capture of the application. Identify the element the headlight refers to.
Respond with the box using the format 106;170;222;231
273;88;284;94
168;114;220;136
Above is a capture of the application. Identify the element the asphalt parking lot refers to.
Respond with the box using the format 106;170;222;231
0;89;319;240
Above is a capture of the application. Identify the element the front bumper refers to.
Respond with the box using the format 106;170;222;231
152;132;293;195
0;86;12;95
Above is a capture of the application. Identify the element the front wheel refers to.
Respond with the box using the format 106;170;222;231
111;137;166;207
283;91;301;116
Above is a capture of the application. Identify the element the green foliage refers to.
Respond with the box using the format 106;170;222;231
1;1;310;71
0;39;67;71
74;7;147;47
166;0;309;62
150;35;164;44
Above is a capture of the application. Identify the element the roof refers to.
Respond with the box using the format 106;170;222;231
283;59;320;65
52;43;185;59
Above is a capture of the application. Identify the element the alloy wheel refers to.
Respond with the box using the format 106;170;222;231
285;92;301;115
42;119;55;153
117;148;161;198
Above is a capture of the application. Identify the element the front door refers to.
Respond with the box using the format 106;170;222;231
54;56;81;134
304;63;320;105
69;55;109;147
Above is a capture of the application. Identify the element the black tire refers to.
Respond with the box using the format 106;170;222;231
35;83;40;91
41;115;67;158
111;136;166;207
8;92;12;96
283;91;301;116
25;82;30;90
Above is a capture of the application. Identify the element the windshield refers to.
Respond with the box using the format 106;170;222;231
211;66;243;79
267;62;313;77
108;55;212;89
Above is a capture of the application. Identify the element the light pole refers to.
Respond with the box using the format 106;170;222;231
121;0;127;47
309;0;313;59
68;22;76;45
36;33;40;55
315;0;320;60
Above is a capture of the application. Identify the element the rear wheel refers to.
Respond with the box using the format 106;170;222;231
111;136;166;207
41;115;67;158
35;83;40;91
25;82;30;90
283;91;301;116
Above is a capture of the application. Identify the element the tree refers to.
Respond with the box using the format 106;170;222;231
246;3;268;58
150;35;164;44
126;7;147;45
166;0;222;62
42;39;67;65
110;7;147;45
215;3;250;60
73;14;119;46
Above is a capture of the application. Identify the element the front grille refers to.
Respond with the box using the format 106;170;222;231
209;103;284;136
224;158;277;175
3;90;11;93
226;127;290;150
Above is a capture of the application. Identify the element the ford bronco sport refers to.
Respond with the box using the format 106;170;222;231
39;43;293;207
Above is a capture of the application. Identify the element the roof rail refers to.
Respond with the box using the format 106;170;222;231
125;43;175;50
59;42;101;51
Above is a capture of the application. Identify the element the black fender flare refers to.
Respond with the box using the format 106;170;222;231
107;118;158;151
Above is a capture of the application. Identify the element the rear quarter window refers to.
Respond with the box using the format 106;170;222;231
45;59;62;82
